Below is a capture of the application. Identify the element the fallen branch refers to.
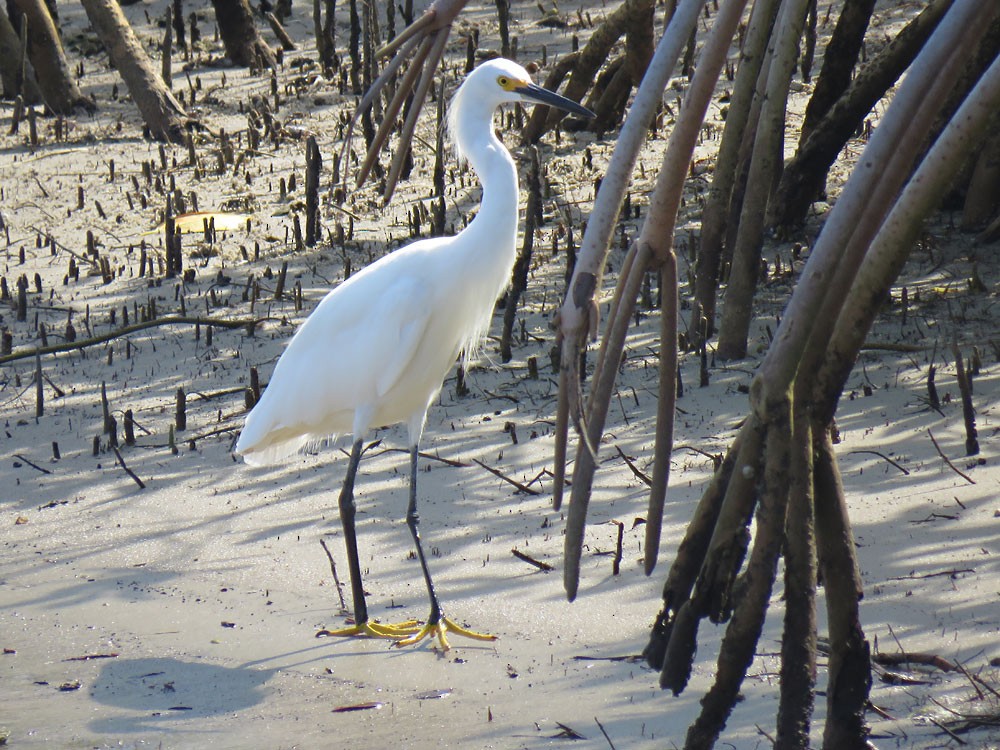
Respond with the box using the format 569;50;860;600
927;716;968;745
473;459;540;495
112;446;146;489
64;652;119;661
927;429;976;484
673;444;724;470
866;701;896;721
957;660;1000;701
874;650;957;672
859;341;931;352
139;423;242;449
13;453;51;474
594;716;616;750
511;548;553;571
0;316;274;365
319;537;348;613
378;447;468;468
551;722;586;740
572;654;643;662
615;444;651;486
847;449;910;475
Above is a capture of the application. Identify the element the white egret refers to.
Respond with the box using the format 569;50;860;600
236;58;594;650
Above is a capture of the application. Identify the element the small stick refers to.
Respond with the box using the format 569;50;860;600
956;659;1000;701
673;444;723;470
953;661;985;701
319;537;348;612
594;716;616;750
64;652;119;661
511;548;553;571
175;387;186;431
888;568;973;581
614;444;651;486
927;361;941;410
305;136;321;246
101;381;111;433
162;5;173;86
610;520;624;576
847;450;910;475
926;716;967;745
13;453;51;474
866;701;896;721
473;459;540;495
112;446;146;489
274;260;288;300
572;655;643;662
874;651;957;672
35;352;43;417
376;446;468;467
951;341;979;456
0;315;272;365
145;424;240;448
927;429;975;484
553;722;586;740
124;409;136;446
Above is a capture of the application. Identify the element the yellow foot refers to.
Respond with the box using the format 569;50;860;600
316;618;421;640
394;616;498;651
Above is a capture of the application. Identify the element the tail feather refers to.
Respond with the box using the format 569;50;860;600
237;432;311;466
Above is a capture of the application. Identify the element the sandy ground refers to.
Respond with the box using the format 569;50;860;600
1;0;998;748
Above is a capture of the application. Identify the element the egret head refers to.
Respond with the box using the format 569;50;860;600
479;58;595;116
449;58;594;160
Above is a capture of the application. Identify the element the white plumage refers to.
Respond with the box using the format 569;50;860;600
235;58;593;649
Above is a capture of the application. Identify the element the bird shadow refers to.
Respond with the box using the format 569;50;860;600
86;656;274;735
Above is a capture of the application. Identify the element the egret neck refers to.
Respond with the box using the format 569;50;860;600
450;97;519;290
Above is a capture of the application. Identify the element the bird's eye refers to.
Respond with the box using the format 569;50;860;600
497;76;509;88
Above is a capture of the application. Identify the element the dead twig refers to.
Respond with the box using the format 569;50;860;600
0;316;274;365
673;444;723;470
847;449;910;475
614;444;651;486
874;651;957;672
511;548;553;572
594;716;616;750
112;446;146;489
927;429;976;484
571;654;644;662
551;722;586;740
957;660;1000;701
609;520;624;576
866;701;896;721
13;453;51;474
926;716;967;745
888;568;973;581
377;447;468;467
473;459;540;495
319;537;348;613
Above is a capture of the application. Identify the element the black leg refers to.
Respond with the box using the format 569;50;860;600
406;443;443;625
392;443;496;649
338;438;369;625
319;439;420;640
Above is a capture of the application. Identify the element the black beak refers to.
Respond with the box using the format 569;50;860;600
515;82;596;119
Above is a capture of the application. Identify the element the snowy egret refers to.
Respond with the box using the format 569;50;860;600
236;59;594;650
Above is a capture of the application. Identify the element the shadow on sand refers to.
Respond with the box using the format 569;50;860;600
87;656;274;734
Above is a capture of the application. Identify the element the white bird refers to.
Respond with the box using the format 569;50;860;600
236;58;594;650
